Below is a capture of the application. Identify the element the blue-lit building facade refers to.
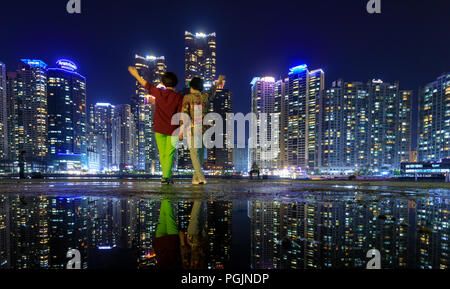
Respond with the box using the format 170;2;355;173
47;60;87;172
277;65;324;172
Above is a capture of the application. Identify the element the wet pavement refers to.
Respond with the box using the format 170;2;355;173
0;179;448;269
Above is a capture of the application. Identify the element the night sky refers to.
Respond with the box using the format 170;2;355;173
2;0;450;147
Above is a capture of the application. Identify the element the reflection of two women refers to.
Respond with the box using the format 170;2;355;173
153;199;207;269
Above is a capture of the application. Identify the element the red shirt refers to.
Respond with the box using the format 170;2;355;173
144;82;183;136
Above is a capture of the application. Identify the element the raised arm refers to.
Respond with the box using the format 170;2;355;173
128;66;147;87
129;66;161;97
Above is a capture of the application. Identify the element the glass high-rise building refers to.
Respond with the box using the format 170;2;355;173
367;79;400;171
0;62;7;160
15;59;48;168
282;65;324;172
114;104;137;171
418;73;450;162
397;90;413;165
206;88;233;171
179;31;217;171
131;54;166;173
184;31;216;89
320;80;370;173
275;79;287;169
249;77;278;170
319;79;411;173
88;103;117;172
5;72;19;162
47;59;87;172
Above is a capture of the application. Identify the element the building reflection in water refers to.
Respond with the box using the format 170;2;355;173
250;193;449;269
0;191;448;269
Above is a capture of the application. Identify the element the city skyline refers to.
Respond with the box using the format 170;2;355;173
1;53;450;174
1;49;448;158
2;1;450;135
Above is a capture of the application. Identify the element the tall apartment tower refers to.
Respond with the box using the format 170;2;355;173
114;104;137;171
180;31;217;170
47;59;87;172
249;77;278;170
283;65;324;172
88;103;117;172
418;73;450;162
0;62;7;160
131;54;166;172
367;79;400;171
205;88;233;171
5;72;19;162
274;79;287;169
396;90;413;165
184;31;216;89
320;80;370;172
16;59;48;168
320;79;411;173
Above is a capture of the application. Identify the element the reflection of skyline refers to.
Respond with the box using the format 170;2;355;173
249;194;449;269
0;195;235;269
0;193;448;269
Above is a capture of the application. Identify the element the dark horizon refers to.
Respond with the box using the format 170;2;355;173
2;0;450;149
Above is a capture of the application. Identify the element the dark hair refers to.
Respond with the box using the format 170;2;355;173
20;150;26;155
161;72;178;88
189;77;203;92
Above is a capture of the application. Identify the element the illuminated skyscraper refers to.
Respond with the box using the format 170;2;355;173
275;79;287;169
47;59;87;172
418;73;450;162
367;79;400;171
0;62;7;160
284;65;324;171
131;54;166;173
184;31;216;89
249;76;279;170
179;31;217;171
307;69;325;170
396;90;413;165
205;88;233;171
320;80;370;172
319;79;411;173
88;103;117;171
86;104;100;172
5;72;19;162
114;104;137;170
16;59;48;168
